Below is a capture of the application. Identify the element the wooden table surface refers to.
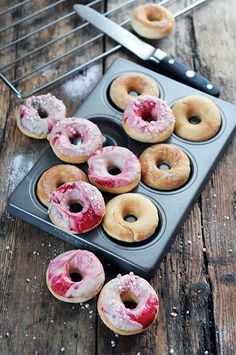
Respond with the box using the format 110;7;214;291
0;0;235;354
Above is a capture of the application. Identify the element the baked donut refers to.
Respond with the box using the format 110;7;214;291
46;250;105;303
37;164;88;207
109;73;159;110
48;181;105;234
139;144;191;190
18;94;66;139
87;146;141;194
47;117;103;163
97;273;159;335
103;193;159;242
131;3;175;39
172;95;222;141
122;95;175;143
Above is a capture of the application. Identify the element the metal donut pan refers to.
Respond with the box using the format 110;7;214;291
7;58;236;278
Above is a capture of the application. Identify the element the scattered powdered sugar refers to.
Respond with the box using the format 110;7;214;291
62;65;101;100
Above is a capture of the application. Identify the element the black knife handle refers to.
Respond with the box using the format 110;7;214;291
149;53;220;97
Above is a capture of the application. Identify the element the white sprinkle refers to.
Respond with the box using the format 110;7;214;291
187;240;192;245
213;193;217;198
85;304;89;308
137;352;141;355
111;340;116;347
172;306;176;310
202;248;207;252
33;336;36;340
33;251;37;255
50;320;54;323
26;278;30;282
117;274;121;278
170;312;177;317
129;271;134;276
61;347;65;352
170;349;174;354
186;310;190;314
6;246;10;250
229;249;232;253
89;310;93;314
115;333;119;338
204;351;209;355
5;332;10;337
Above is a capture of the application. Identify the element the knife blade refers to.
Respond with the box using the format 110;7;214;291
74;4;220;97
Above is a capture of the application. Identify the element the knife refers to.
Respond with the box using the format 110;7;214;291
74;4;220;97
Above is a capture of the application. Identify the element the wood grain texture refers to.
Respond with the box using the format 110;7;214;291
0;0;235;354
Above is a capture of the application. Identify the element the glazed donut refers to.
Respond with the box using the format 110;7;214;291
102;193;159;243
109;73;159;110
172;95;222;141
47;117;103;163
48;181;105;234
37;164;88;207
46;250;105;303
139;144;191;190
97;273;159;335
131;4;175;39
18;93;66;139
122;95;175;143
87;146;141;194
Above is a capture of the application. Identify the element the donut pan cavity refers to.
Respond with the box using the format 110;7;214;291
7;58;236;278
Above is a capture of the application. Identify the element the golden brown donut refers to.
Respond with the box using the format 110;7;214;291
109;73;159;110
103;193;159;243
172;95;222;141
37;164;88;207
139;144;191;190
131;4;175;39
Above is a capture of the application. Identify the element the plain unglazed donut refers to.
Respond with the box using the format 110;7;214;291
139;144;191;190
87;146;141;194
46;249;105;303
47;117;103;163
48;181;105;234
172;95;222;141
109;73;159;110
131;3;175;39
18;93;66;139
122;95;175;143
102;193;159;242
97;273;159;335
37;164;88;207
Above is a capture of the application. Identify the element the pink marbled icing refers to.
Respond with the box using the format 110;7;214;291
47;117;103;159
123;95;175;135
48;181;105;234
87;146;141;189
19;93;66;137
47;249;105;302
99;273;159;332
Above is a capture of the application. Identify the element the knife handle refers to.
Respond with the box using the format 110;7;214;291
149;53;220;97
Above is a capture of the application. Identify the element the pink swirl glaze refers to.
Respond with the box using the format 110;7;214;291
47;117;103;160
47;250;105;302
48;181;105;234
99;273;159;332
87;146;141;188
19;93;66;137
123;95;175;135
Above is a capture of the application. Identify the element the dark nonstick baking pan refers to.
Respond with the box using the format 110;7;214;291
7;58;236;278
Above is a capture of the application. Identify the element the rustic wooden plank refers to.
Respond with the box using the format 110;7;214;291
0;0;235;354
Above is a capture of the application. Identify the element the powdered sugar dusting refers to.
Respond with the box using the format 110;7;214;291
62;65;101;100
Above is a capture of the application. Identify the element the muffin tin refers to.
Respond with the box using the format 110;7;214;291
7;58;236;277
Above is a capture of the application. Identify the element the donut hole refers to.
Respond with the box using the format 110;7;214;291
38;107;49;119
128;89;140;97
108;167;122;176
123;214;138;222
71;135;83;145
188;116;201;125
120;291;138;309
157;162;171;170
140;102;156;122
69;272;82;282
69;201;83;213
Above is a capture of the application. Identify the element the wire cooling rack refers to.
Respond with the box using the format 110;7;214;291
0;0;207;99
